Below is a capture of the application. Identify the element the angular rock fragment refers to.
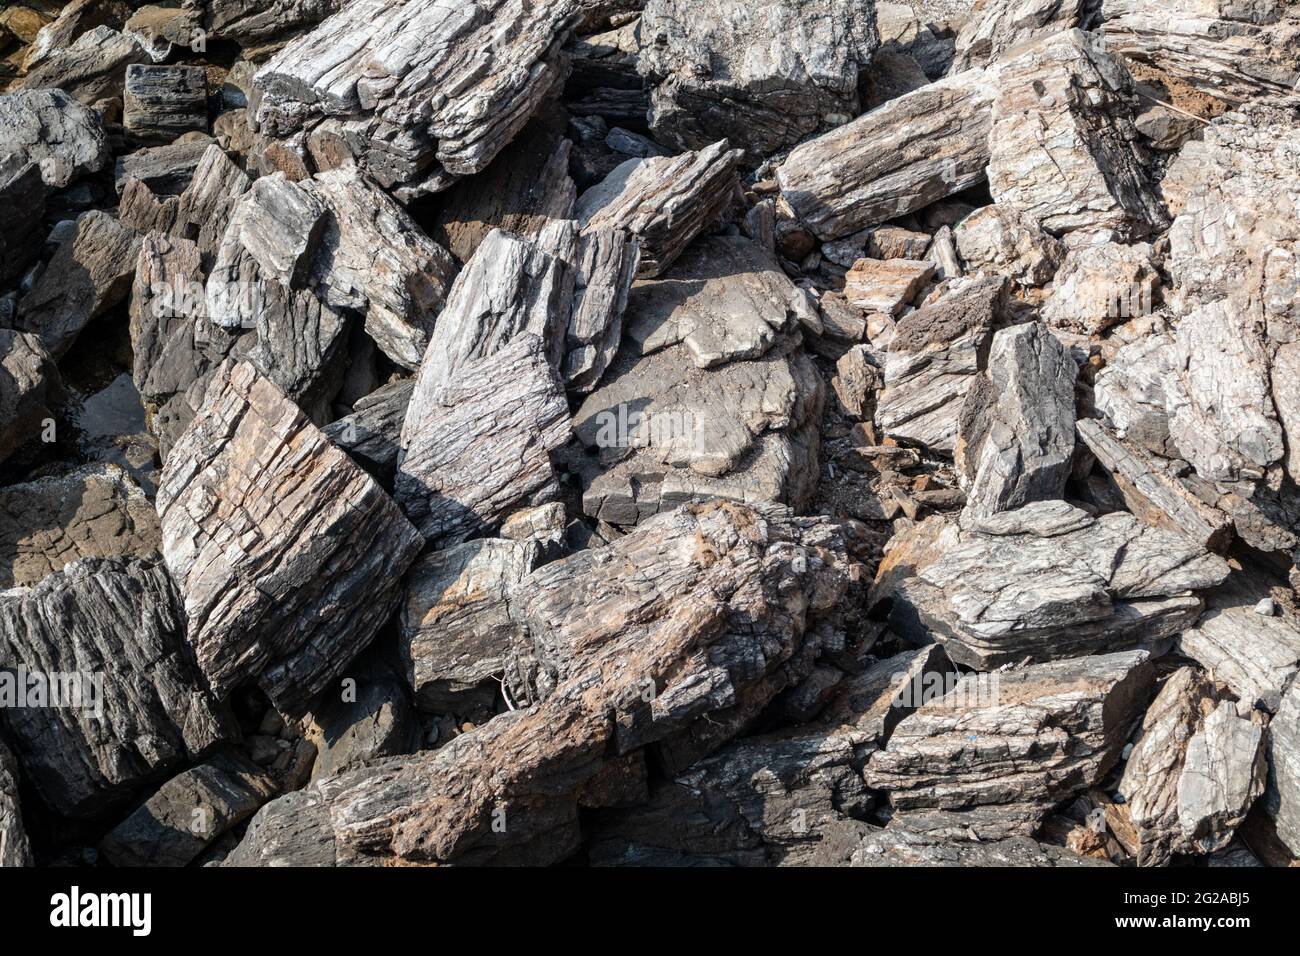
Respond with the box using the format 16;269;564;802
17;210;140;359
878;500;1230;668
0;464;161;590
951;0;1087;71
864;651;1156;839
953;205;1064;287
400;538;538;712
1042;241;1158;335
323;379;414;484
844;258;935;315
0;163;46;285
956;321;1076;518
252;0;581;194
0;330;61;466
1118;667;1266;866
246;282;350;426
15;26;142;103
637;0;880;158
98;752;278;867
1263;679;1300;857
576;139;743;277
124;63;207;145
987;29;1165;239
0;737;32;867
835;826;1109;867
205;0;347;44
0;88;109;188
1092;329;1181;459
114;137;217;197
875;276;1003;452
396;334;571;545
309;654;419;782
561;226;640;392
777;66;997;240
157;361;424;711
0;557;232;820
228;173;328;289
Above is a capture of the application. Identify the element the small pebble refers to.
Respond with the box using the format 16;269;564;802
1254;597;1277;616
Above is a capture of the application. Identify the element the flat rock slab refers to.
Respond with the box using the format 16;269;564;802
157;360;424;712
877;500;1230;668
0;464;161;589
123;63;208;145
0;557;233;820
844;258;934;315
0;88;109;188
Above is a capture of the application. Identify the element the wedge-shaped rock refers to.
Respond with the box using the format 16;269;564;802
229;502;852;865
877;501;1230;668
397;334;571;545
400;538;538;712
1176;576;1300;715
305;167;458;370
576;139;742;277
956;321;1076;518
560;225;640;392
0;464;160;590
1264;679;1300;857
574;336;822;524
228;173;328;289
953;204;1064;287
252;0;580;194
637;0;880;158
15;26;142;104
0;163;45;285
156;361;424;711
987;29;1165;239
124;63;207;145
0;557;233;820
1118;667;1266;866
17;210;140;359
114;138;217;197
323;379;414;484
1077;418;1233;552
1102;0;1300;106
876;275;1003;452
951;0;1087;71
98;751;278;867
0;738;32;867
0;89;109;189
1042;241;1159;336
206;0;346;43
864;651;1155;840
0;330;61;467
622;235;798;369
777;66;997;240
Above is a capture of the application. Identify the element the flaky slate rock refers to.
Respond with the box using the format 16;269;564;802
156;360;424;712
0;163;45;286
842;826;1109;867
252;0;581;195
124;63;208;145
1042;241;1158;335
875;275;1004;452
560;225;640;393
955;321;1076;518
877;500;1230;668
576;139;743;278
17;210;141;360
0;556;233;820
114;138;217;197
323;379;414;484
953;204;1064;287
0;464;161;590
950;0;1087;71
0;737;32;867
400;538;539;712
864;651;1156;840
15;26;143;104
777;65;997;240
987;29;1165;239
205;0;346;43
0;88;109;189
0;330;61;467
637;0;880;158
844;258;935;315
98;751;278;867
1118;667;1266;866
1264;679;1300;857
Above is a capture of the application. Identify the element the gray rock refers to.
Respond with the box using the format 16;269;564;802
1263;678;1300;857
114;138;218;197
0;88;109;189
1042;241;1159;336
0;163;46;285
309;655;420;782
15;26;143;104
323;380;414;484
0;737;32;867
950;0;1086;71
124;64;208;145
842;826;1110;867
0;330;61;467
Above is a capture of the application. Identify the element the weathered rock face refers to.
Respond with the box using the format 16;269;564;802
309;654;420;782
400;538;538;712
0;557;233;820
955;321;1076;518
205;0;347;44
953;205;1064;287
1102;0;1300;106
576;139;743;277
876;275;1004;452
844;258;935;315
637;0;880;159
1043;241;1159;335
323;379;414;484
865;651;1156;840
1118;667;1266;866
123;64;208;145
0;163;46;286
560;225;641;393
986;29;1165;239
0;330;61;467
251;0;581;196
830;824;1110;867
778;66;998;241
877;500;1230;668
1264;679;1300;857
156;361;424;712
0;88;109;188
951;0;1087;72
0;737;33;867
98;751;278;867
228;502;852;865
0;464;161;590
16;26;143;103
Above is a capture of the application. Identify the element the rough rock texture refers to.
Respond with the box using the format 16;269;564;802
877;500;1230;668
205;0;347;43
1264;679;1300;857
560;225;641;392
955;321;1076;518
829;824;1110;866
323;379;414;484
0;88;109;188
0;464;161;589
15;26;143;103
156;361;424;711
637;0;880;158
953;204;1064;287
576;139;743;277
844;258;935;315
123;64;207;145
252;0;582;195
227;502;853;865
0;738;33;867
0;557;232;820
1042;241;1158;335
0;163;46;285
309;654;419;782
951;0;1087;71
1118;667;1266;866
864;651;1156;840
0;330;61;467
98;751;278;867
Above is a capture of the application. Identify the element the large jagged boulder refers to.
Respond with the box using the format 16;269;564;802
0;88;110;188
